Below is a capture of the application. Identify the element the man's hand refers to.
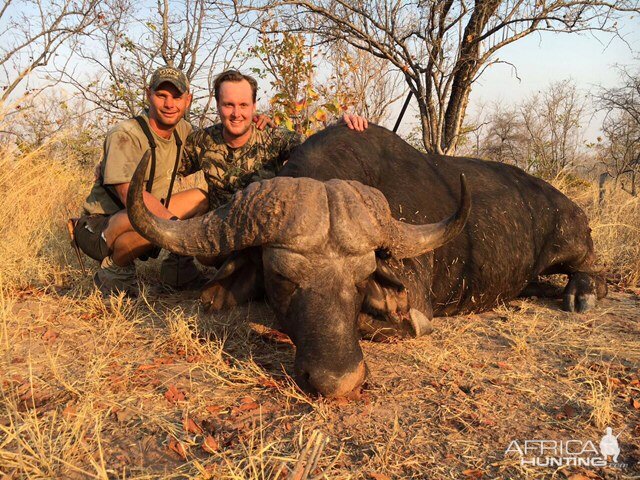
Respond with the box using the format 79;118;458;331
342;113;369;132
253;114;275;131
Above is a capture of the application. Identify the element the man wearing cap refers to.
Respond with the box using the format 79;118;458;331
75;66;208;296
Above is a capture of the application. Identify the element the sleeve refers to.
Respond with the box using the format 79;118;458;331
179;129;203;177
101;129;146;185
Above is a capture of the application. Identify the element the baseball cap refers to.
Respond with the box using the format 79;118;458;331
149;66;189;94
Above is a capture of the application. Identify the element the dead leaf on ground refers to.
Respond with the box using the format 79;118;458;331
164;384;186;404
368;473;391;480
42;328;59;344
632;398;640;409
202;435;219;454
233;396;259;414
167;437;188;460
462;468;484;479
183;416;203;434
205;405;225;416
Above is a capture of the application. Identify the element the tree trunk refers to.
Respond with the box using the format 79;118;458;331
442;0;501;154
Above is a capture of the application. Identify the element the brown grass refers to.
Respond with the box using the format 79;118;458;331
1;135;639;479
551;174;640;287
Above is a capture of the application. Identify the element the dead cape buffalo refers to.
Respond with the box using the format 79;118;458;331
127;124;606;398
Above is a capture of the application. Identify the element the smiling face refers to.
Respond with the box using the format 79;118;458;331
146;82;192;135
216;79;257;147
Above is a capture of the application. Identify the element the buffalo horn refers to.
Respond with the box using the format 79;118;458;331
388;174;470;259
127;151;218;257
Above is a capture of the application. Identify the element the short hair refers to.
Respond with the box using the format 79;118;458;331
214;70;258;103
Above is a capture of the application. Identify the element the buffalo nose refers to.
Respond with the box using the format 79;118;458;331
296;360;367;398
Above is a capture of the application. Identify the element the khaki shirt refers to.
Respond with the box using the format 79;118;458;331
83;114;193;215
180;123;303;209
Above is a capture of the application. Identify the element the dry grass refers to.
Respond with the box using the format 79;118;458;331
1;135;639;479
0;135;90;290
551;174;640;287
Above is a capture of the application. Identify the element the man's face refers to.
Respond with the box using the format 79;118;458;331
217;79;256;140
147;82;192;128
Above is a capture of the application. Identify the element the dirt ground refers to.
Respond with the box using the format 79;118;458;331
1;277;639;479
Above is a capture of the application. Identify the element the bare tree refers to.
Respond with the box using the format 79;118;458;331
323;40;403;125
58;0;248;123
520;80;586;177
0;0;101;104
480;104;526;166
238;0;640;154
1;92;102;166
457;80;586;178
595;64;640;195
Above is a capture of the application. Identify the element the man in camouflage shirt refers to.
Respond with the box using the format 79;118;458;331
182;116;302;209
180;70;368;210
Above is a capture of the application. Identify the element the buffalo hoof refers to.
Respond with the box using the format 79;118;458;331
562;272;599;313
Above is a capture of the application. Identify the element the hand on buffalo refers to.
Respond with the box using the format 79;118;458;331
342;113;369;132
253;114;275;131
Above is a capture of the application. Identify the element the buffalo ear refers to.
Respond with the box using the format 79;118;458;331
201;257;264;311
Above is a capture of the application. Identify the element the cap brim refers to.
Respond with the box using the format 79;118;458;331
151;79;188;94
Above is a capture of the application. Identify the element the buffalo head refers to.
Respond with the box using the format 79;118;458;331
128;151;470;397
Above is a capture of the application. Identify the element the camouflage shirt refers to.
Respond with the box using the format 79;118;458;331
181;123;303;209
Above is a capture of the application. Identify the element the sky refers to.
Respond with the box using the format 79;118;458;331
391;15;640;142
472;26;639;105
2;0;637;144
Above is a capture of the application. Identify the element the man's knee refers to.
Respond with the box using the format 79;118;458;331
113;230;152;252
104;209;135;241
73;214;111;261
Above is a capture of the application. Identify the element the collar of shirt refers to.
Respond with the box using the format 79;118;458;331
211;123;261;161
